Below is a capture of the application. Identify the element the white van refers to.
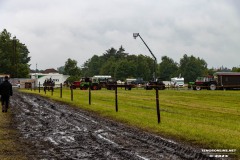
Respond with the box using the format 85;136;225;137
171;77;184;87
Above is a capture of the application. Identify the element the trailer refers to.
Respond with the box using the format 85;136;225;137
93;75;111;88
193;72;240;90
214;72;240;90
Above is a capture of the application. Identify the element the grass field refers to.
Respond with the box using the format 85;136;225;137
0;110;27;159
22;88;240;157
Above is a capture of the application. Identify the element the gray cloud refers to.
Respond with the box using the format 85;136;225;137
1;0;239;69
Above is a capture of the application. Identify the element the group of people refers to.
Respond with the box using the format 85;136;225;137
43;78;55;92
0;76;13;112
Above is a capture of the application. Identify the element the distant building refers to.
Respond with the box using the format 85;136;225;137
42;68;59;74
30;72;69;88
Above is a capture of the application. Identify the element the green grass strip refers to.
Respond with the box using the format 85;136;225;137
0;109;27;159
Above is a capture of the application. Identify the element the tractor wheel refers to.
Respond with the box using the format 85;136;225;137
196;86;201;90
209;84;217;90
92;85;98;90
81;86;87;90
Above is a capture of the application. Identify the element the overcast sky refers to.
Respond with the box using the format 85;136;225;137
1;0;240;70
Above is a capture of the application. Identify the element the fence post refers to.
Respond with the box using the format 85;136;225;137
156;88;160;123
60;83;62;98
38;82;40;93
71;86;73;101
51;86;53;96
89;82;91;105
115;86;118;112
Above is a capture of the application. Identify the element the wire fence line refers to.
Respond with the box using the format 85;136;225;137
25;83;162;123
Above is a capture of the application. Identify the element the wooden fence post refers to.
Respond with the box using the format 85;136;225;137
115;86;118;112
71;86;73;101
156;88;160;123
38;82;40;93
89;82;91;105
60;83;62;98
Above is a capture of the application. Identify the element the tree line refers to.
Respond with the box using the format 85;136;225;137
82;46;209;82
0;29;31;78
60;46;238;83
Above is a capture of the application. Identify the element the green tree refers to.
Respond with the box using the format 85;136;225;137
114;59;136;80
116;45;128;59
102;47;117;60
63;58;81;82
158;56;178;80
135;55;151;80
207;67;216;75
57;66;65;74
85;55;102;76
0;29;31;77
80;46;155;81
99;57;116;76
179;54;208;82
232;67;240;72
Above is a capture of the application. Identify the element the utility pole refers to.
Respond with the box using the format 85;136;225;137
133;33;157;81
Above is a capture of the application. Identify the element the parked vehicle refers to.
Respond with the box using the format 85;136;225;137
192;72;240;90
170;77;184;88
91;77;102;90
214;72;240;90
105;78;117;90
79;77;101;90
124;78;137;90
71;81;81;89
104;78;135;90
145;78;165;90
192;76;216;90
93;75;111;88
188;81;195;89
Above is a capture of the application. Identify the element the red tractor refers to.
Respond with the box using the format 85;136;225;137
71;81;81;89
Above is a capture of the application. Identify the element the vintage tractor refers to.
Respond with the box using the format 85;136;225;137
105;78;117;90
79;77;101;90
70;81;81;89
192;76;217;90
145;78;165;90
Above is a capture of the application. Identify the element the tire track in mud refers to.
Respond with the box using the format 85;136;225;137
10;92;215;160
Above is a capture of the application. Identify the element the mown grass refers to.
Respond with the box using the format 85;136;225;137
22;88;240;158
0;110;27;159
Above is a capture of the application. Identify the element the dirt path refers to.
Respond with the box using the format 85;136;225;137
10;91;215;160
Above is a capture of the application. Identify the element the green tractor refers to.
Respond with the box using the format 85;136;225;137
80;77;101;90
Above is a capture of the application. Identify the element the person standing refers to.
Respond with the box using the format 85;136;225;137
0;76;13;112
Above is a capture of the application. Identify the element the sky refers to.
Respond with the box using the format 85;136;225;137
1;0;240;70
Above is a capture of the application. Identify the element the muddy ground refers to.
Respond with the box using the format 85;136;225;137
9;91;219;160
